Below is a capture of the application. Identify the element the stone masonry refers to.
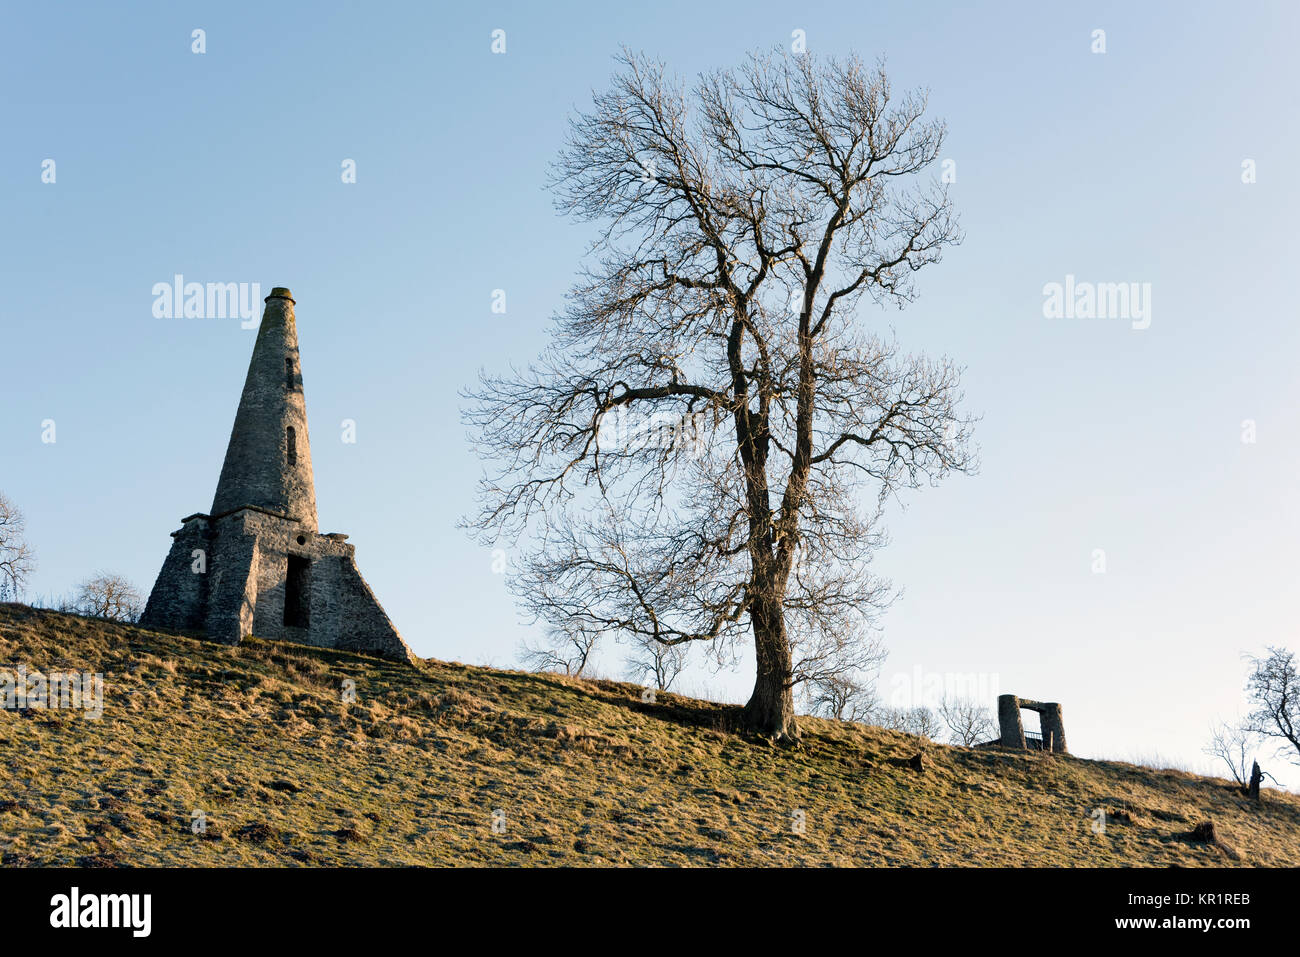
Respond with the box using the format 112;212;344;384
993;693;1068;753
139;288;413;663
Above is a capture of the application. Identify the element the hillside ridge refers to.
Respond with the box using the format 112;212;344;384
1;603;1296;866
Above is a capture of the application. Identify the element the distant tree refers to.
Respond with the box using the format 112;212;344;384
74;572;144;623
874;705;943;741
465;49;972;742
1244;647;1300;766
0;493;36;601
802;671;878;723
1203;718;1258;787
800;629;886;722
938;694;996;746
520;624;600;677
624;633;688;691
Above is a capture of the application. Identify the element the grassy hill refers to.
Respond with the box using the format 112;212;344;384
0;602;1296;867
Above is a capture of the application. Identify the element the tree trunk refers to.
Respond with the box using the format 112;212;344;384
742;598;798;741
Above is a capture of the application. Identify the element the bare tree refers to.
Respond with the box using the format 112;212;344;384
802;670;878;723
1244;647;1300;765
624;633;688;691
1203;718;1258;787
74;572;144;623
465;48;972;740
938;694;996;746
874;705;943;741
0;493;36;601
519;624;600;677
800;625;885;721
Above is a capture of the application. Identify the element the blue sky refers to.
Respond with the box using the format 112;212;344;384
2;1;1298;785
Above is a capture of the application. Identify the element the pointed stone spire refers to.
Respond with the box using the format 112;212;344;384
143;284;410;661
210;288;319;531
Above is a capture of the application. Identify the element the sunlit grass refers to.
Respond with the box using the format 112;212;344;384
1;603;1296;867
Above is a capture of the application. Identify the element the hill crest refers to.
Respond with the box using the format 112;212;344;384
0;603;1296;866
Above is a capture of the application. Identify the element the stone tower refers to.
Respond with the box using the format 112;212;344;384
210;286;319;533
139;288;413;663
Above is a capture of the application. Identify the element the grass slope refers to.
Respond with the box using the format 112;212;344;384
0;603;1296;867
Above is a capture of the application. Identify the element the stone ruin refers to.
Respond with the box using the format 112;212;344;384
139;288;413;663
979;693;1068;753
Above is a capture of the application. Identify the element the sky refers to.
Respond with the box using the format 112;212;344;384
2;1;1298;786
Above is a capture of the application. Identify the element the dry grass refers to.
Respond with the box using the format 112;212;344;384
1;602;1297;867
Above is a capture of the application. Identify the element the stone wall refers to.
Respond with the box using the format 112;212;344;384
139;517;211;633
142;506;411;662
204;513;259;645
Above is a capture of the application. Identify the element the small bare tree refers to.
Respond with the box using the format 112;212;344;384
465;48;972;741
802;671;878;722
624;633;688;691
800;627;885;721
1244;647;1300;766
874;705;943;741
519;624;600;677
0;493;36;601
74;572;144;623
1203;718;1258;787
938;694;996;746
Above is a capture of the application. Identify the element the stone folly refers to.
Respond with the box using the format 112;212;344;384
139;288;413;663
991;694;1068;754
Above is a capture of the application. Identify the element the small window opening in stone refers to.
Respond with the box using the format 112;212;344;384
285;357;295;391
286;425;297;466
